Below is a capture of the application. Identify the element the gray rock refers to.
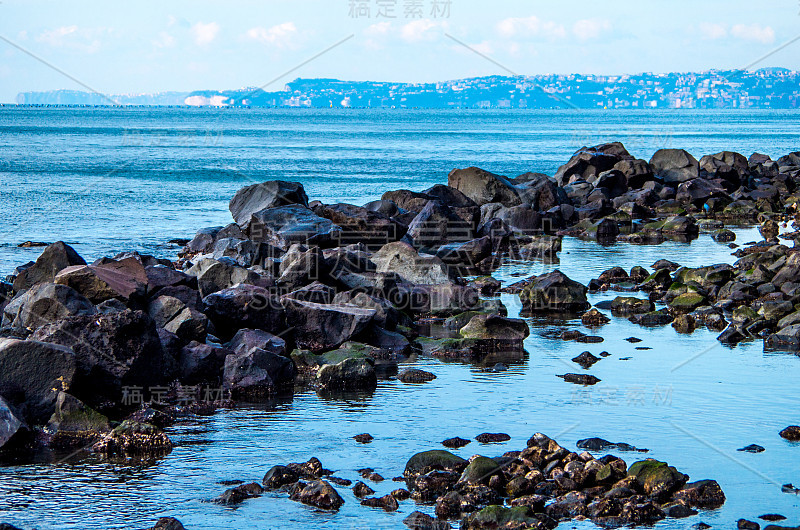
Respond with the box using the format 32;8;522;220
649;149;700;183
12;241;86;293
229;181;309;230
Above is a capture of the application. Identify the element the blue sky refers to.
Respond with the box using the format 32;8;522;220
0;0;798;102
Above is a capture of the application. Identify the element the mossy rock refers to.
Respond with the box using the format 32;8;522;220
628;459;687;498
404;450;467;476
669;292;706;311
291;343;376;370
732;306;759;323
610;296;655;315
457;456;503;485
112;420;162;436
445;311;484;330
461;505;539;529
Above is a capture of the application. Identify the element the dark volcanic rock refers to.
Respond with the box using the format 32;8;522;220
223;343;295;398
650;149;700;183
290;479;344;511
229;180;309;230
557;373;601;385
442;437;471;449
475;432;511;443
780;426;800;441
738;444;765;453
448;167;522;206
31;310;174;406
398;369;437;383
282;299;376;353
519;270;589;313
2;283;95;332
12;241;86;293
263;465;300;490
0;395;27;451
572;351;600;368
248;204;342;249
202;284;286;342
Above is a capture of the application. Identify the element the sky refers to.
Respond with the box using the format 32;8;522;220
0;0;798;102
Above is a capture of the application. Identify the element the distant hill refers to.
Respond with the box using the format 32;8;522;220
15;69;800;109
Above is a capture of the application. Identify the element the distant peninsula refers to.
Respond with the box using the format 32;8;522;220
14;68;800;109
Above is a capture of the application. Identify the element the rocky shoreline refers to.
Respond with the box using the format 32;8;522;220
1;142;800;529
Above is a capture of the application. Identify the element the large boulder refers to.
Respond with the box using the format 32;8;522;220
54;257;148;304
202;284;286;341
248;204;342;250
519;271;589;313
448;167;522;206
277;246;326;291
0;338;77;423
459;314;530;340
290;480;344;511
148;296;208;343
12;241;86;293
371;241;455;285
649;149;700;183
555;144;630;186
229;181;309;230
316;356;377;390
675;178;728;205
404;450;467;476
407;200;474;250
282;299;376;353
30;310;174;405
177;341;230;384
312;203;406;249
223;344;295;398
187;258;265;298
381;189;431;213
435;237;493;269
2;283;95;332
628;459;688;500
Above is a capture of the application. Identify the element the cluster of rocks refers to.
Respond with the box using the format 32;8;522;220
210;432;727;529
585;237;800;350
552;144;800;243
0;175;542;458
1;142;799;527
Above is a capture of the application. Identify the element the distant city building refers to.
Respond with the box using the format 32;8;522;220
15;68;800;109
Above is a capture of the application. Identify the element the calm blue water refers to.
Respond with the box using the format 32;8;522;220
0;109;799;529
1;107;799;271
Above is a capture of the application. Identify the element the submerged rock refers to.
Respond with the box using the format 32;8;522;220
92;420;172;457
397;369;437;383
519;270;589;313
442;437;471;449
557;373;601;385
289;479;344;511
780;426;800;441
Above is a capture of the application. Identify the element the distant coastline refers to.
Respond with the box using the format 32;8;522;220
13;68;800;110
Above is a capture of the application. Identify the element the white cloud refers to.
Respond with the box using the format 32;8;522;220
698;22;727;40
245;22;298;47
191;22;219;46
365;22;392;37
731;24;775;44
496;16;566;40
400;19;444;43
153;31;176;49
572;19;611;41
36;25;107;53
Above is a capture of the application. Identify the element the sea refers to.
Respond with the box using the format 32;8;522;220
0;107;798;529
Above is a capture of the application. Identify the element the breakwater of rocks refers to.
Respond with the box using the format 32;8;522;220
1;142;800;529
